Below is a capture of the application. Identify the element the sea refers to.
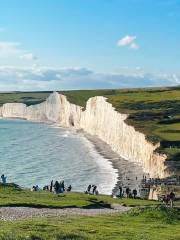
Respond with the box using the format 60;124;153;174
0;118;118;194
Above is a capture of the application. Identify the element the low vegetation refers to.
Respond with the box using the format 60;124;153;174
0;184;179;240
0;207;179;240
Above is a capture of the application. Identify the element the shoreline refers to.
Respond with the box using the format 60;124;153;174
81;131;144;195
0;117;144;195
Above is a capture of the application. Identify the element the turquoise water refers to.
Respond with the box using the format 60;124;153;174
0;119;118;194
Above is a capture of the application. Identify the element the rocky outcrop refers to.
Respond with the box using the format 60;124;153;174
0;92;167;178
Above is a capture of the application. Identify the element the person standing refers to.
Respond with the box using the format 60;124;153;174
92;185;97;195
132;189;137;199
54;181;60;194
1;174;7;184
169;191;175;208
119;186;123;198
50;180;53;192
61;180;65;192
126;187;130;198
87;185;91;194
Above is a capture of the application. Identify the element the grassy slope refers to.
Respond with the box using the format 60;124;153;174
0;184;179;240
0;87;179;172
0;207;179;240
0;184;159;208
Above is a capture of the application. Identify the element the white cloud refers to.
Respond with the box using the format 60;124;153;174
117;35;136;46
0;65;179;91
0;41;37;61
117;35;139;50
130;42;139;50
20;53;38;61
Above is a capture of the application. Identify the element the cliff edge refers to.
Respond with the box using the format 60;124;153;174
0;92;168;178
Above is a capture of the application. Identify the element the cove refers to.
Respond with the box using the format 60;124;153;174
0;118;118;194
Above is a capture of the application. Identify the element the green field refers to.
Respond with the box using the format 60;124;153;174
0;86;179;173
0;92;51;106
0;207;179;240
0;184;179;240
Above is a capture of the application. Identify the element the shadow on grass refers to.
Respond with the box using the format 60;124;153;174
0;200;111;210
0;203;78;209
82;199;111;209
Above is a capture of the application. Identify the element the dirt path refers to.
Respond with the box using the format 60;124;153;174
0;205;131;221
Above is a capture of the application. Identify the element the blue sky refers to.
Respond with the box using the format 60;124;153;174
0;0;180;90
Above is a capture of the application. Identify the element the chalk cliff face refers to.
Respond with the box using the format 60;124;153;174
0;92;167;178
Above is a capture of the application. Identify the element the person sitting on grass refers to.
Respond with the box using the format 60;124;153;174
43;185;49;191
32;185;39;191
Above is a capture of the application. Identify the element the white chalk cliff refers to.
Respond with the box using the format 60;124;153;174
0;92;168;178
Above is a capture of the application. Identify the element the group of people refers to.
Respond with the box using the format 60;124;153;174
142;175;162;186
32;180;72;194
85;184;99;195
1;173;177;208
118;186;138;199
53;180;72;193
32;185;40;191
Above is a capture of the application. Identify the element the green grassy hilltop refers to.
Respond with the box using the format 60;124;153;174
0;184;179;240
0;86;179;173
60;87;180;173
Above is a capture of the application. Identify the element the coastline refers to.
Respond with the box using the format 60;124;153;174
0;117;144;195
81;131;144;195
